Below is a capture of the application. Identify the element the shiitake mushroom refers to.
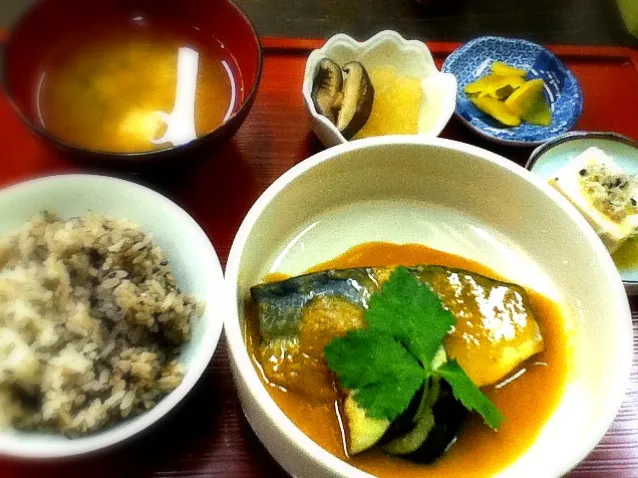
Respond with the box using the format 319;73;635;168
311;58;343;124
311;58;375;139
337;62;375;139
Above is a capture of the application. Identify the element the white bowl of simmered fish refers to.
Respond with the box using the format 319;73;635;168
225;136;633;478
0;175;226;458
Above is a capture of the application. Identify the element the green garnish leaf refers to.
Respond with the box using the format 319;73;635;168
324;329;424;420
365;267;454;366
324;265;504;431
436;360;505;430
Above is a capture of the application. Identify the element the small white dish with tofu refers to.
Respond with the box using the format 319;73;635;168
527;131;638;294
548;146;638;253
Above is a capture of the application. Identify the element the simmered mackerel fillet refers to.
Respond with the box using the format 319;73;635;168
251;265;544;394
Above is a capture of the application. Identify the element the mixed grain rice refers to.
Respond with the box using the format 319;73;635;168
0;212;203;435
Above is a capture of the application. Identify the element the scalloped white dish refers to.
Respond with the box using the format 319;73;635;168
302;30;457;147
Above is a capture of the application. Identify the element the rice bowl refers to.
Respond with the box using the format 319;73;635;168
0;212;203;435
0;174;226;458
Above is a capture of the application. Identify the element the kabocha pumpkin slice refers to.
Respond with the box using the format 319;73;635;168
470;96;521;127
505;78;546;116
491;61;527;77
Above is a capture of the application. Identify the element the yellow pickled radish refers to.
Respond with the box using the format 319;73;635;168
464;74;526;99
505;78;546;116
464;61;553;127
464;75;497;94
522;96;552;126
470;96;521;127
478;76;526;99
491;61;527;77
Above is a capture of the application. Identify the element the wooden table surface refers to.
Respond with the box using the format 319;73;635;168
1;2;638;478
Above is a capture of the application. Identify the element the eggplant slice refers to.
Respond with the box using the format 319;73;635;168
402;380;467;464
343;392;391;454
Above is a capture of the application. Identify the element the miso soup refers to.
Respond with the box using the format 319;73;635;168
37;20;241;153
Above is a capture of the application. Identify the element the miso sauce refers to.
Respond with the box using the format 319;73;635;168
37;21;240;153
246;242;570;478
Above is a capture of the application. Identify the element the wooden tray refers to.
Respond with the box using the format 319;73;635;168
1;37;638;477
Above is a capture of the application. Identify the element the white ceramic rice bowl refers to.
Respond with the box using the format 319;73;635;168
0;174;226;459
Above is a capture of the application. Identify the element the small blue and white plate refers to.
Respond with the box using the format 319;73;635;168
442;36;583;147
527;131;638;295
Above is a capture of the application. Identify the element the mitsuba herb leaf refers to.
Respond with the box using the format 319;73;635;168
324;329;424;420
324;266;504;430
365;266;454;367
436;360;505;430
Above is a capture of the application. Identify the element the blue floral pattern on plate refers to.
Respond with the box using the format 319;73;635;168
442;36;583;146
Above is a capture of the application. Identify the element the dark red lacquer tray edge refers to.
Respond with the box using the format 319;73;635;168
259;35;638;63
1;28;638;477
